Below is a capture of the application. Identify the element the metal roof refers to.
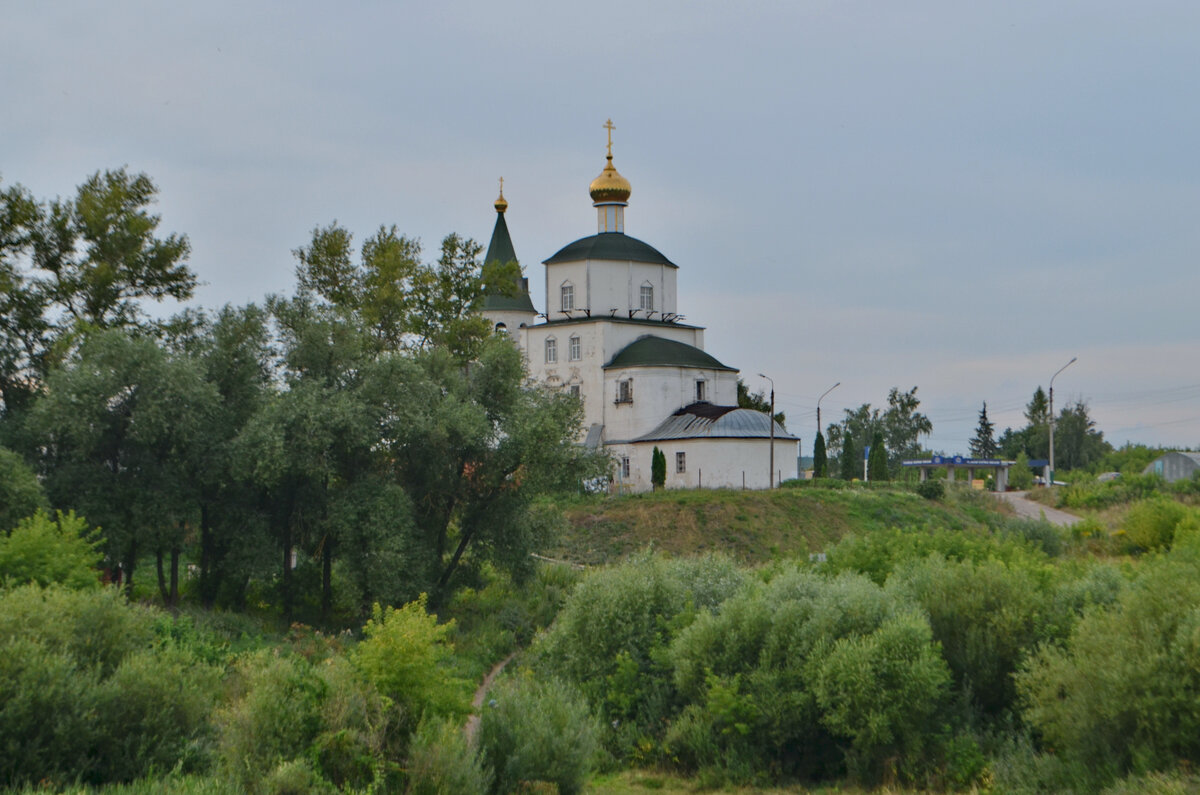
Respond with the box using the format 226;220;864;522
543;233;677;268
620;403;798;443
604;335;735;371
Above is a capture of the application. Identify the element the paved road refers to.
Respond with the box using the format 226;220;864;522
996;491;1082;527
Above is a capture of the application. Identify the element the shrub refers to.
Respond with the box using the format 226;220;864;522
887;554;1050;717
1018;538;1200;780
354;594;471;727
0;510;103;589
405;717;491;795
1122;497;1193;551
915;479;944;500
532;553;744;739
477;674;600;795
812;611;950;782
0;585;217;787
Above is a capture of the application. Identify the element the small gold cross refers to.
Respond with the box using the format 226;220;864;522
498;176;504;197
603;119;615;158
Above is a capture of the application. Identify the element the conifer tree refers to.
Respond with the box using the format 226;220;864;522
839;431;858;481
868;431;888;481
651;446;666;490
813;430;827;478
970;402;998;458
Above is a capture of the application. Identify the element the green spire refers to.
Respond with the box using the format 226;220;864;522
482;185;536;314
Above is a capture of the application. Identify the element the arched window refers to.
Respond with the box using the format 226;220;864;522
639;282;654;312
568;335;581;361
560;282;575;311
544;337;557;364
494;322;507;334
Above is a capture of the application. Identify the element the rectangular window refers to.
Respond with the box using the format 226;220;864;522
640;284;654;311
561;284;574;311
621;456;630;478
676;452;686;474
568;335;581;361
617;379;633;404
695;379;706;402
545;338;557;364
569;384;581;398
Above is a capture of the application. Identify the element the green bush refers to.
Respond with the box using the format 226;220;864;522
1018;537;1200;781
1122;496;1193;551
1010;452;1034;490
533;553;745;740
887;554;1050;717
0;510;103;589
353;594;471;727
405;717;491;795
915;479;944;500
477;674;600;795
812;611;950;782
0;585;218;787
217;652;329;792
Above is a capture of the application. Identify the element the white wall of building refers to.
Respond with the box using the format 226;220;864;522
611;437;800;492
603;366;739;443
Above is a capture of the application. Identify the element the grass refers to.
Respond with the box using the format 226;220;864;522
548;483;1008;566
586;769;913;793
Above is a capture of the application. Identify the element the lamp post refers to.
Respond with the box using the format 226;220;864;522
759;373;775;488
1048;357;1077;486
816;381;841;434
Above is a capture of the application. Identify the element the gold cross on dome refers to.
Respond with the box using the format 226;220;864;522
498;176;504;197
603;119;615;157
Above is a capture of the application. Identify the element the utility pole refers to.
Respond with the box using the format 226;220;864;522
759;373;775;488
1048;357;1077;486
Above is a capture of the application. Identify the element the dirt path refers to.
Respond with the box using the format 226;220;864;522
997;490;1082;527
464;652;516;742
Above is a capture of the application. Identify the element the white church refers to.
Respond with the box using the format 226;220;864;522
480;124;798;492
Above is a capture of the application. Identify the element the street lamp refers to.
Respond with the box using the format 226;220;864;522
1048;356;1077;486
758;373;775;488
816;382;841;434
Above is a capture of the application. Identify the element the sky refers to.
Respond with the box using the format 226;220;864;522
4;1;1200;454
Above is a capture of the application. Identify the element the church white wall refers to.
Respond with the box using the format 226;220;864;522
545;262;588;316
482;309;538;343
611;437;800;492
604;365;735;442
546;259;678;318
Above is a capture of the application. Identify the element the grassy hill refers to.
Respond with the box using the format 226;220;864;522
547;482;1013;566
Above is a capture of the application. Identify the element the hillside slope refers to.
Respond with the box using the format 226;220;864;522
549;484;1012;566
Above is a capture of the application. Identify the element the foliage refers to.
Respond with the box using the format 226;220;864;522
354;594;471;725
827;387;932;477
1053;399;1113;471
867;430;888;481
1010;451;1034;490
969;401;997;458
0;585;218;787
667;566;950;784
651;446;666;489
735;378;784;425
916;478;944;500
812;430;827;478
0;510;103;589
405;716;491;795
0;446;46;531
1018;537;1200;782
477;673;601;795
1121;496;1195;552
533;553;745;743
839;430;859;480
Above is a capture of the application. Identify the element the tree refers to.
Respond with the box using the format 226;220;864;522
736;379;785;425
1010;451;1034;490
813;430;828;478
840;431;859;481
1053;400;1112;472
29;329;216;602
880;387;933;471
0;169;195;432
652;446;667;490
0;446;47;532
867;431;888;481
969;402;997;458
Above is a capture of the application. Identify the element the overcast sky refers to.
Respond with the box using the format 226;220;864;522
5;1;1199;453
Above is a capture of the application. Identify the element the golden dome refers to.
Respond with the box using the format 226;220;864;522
589;155;631;204
494;177;508;213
